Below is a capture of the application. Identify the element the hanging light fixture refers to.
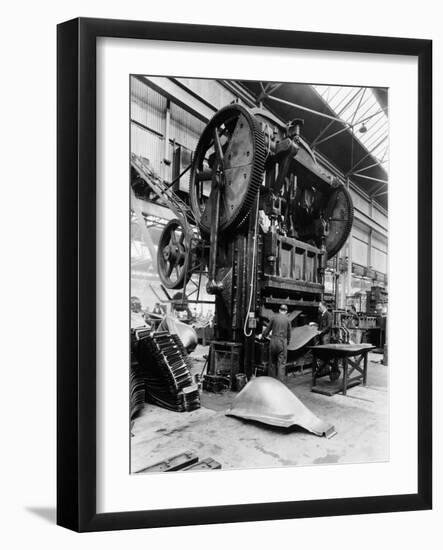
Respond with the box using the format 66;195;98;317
359;123;368;133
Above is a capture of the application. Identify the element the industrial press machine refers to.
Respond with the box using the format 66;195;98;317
132;102;353;380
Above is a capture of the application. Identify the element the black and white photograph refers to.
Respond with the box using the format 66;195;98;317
0;0;437;543
129;76;389;474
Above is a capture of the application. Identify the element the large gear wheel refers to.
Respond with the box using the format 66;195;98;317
189;104;265;234
325;185;354;259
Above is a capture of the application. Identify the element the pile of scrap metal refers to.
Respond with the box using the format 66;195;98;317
135;451;222;474
133;329;200;413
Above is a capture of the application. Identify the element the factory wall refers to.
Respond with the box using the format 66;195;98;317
351;218;387;274
131;77;206;185
176;77;238;109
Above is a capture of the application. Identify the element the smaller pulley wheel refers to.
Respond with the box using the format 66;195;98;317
325;185;354;259
157;219;191;289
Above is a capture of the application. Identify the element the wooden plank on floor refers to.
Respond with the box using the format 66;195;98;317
134;450;198;473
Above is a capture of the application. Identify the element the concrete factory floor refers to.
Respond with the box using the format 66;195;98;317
131;346;389;473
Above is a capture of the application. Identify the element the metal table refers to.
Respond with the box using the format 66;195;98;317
309;344;375;396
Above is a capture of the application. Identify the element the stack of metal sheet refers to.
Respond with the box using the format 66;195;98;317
134;331;201;412
170;333;194;371
130;327;150;419
130;354;146;419
132;326;151;341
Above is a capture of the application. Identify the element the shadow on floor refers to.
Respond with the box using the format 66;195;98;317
26;507;56;524
228;415;313;435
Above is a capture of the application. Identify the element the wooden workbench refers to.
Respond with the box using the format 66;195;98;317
309;343;375;396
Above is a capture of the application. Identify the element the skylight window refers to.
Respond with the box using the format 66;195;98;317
313;86;388;164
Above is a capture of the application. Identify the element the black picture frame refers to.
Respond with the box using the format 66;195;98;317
57;17;432;532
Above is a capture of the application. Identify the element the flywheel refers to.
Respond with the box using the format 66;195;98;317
157;219;193;289
189;104;266;234
324;185;354;259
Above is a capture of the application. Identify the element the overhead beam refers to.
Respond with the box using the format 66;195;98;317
267;94;345;122
258;82;283;103
313;109;386;148
353;159;388;175
346;135;389;175
352;173;389;185
219;79;257;107
372;190;388;198
311;88;362;145
350;88;366;125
